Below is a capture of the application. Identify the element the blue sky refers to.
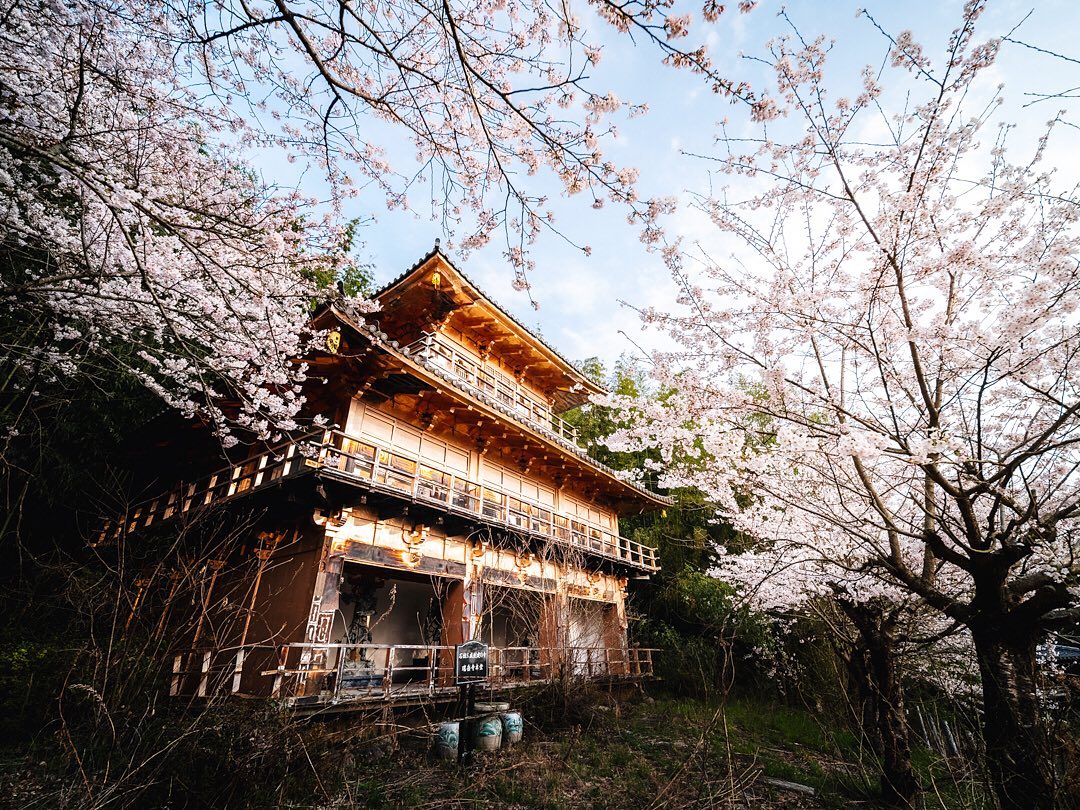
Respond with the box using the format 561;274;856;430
260;0;1080;372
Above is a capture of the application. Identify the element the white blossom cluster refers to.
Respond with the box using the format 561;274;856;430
0;1;354;442
168;0;666;281
603;3;1080;692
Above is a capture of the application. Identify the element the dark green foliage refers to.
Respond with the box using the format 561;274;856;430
0;632;71;745
302;217;375;300
563;355;659;479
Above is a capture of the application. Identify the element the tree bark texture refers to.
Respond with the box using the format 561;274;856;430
839;601;919;808
971;627;1056;810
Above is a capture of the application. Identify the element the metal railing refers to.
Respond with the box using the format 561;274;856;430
100;430;660;571
168;642;657;703
404;332;580;443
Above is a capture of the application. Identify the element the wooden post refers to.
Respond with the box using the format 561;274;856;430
333;645;346;702
227;464;241;497
440;581;465;686
240;540;278;648
458;682;476;767
283;442;296;476
154;569;184;641
271;645;287;698
169;654;183;697
231;649;245;694
254;453;269;488
383;646;393;697
197;650;211;697
191;559;226;648
538;592;561;680
123;576;152;636
427;645;437;694
232;534;283;693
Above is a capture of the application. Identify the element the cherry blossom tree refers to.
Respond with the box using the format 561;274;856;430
0;0;354;445
603;4;1080;807
721;526;984;805
2;0;768;446
159;0;768;284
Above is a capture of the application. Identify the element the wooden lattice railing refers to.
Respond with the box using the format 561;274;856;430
404;332;580;442
168;642;658;703
101;430;660;571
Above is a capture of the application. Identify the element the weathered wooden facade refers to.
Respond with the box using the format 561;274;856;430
105;247;666;708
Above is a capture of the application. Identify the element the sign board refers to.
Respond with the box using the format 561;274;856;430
455;640;489;684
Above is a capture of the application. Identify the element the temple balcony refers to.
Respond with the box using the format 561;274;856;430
101;429;660;572
403;332;580;444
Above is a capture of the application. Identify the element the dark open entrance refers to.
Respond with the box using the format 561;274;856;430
480;586;546;681
331;562;455;691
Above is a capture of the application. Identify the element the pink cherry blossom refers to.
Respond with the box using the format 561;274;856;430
607;6;1077;804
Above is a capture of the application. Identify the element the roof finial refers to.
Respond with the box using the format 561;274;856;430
434;237;441;251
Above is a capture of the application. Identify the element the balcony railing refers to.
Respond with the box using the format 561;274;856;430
96;441;313;543
101;430;660;571
317;429;658;570
404;332;580;443
168;642;657;704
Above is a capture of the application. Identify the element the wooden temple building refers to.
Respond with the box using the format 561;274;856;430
104;246;666;708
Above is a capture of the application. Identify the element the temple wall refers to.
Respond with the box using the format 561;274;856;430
322;506;626;606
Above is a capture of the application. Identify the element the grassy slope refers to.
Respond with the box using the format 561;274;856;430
321;691;970;809
0;689;986;808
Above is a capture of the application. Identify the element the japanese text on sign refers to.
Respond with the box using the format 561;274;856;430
455;640;489;684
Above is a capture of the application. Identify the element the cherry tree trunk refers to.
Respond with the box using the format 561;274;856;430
840;603;918;808
868;638;917;807
971;628;1055;810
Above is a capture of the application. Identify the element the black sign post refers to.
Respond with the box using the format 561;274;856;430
455;641;489;766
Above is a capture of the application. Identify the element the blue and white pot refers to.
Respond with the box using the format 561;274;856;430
474;713;503;751
434;721;459;760
501;711;523;745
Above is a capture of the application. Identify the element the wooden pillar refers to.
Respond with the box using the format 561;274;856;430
538;592;565;680
302;535;343;696
465;573;484;642
439;580;465;686
191;559;226;648
616;577;630;674
602;602;629;676
473;444;484;486
154;569;185;641
123;576;152;636
239;532;288;648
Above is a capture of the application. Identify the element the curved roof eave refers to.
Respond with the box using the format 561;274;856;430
374;247;606;399
327;303;672;510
